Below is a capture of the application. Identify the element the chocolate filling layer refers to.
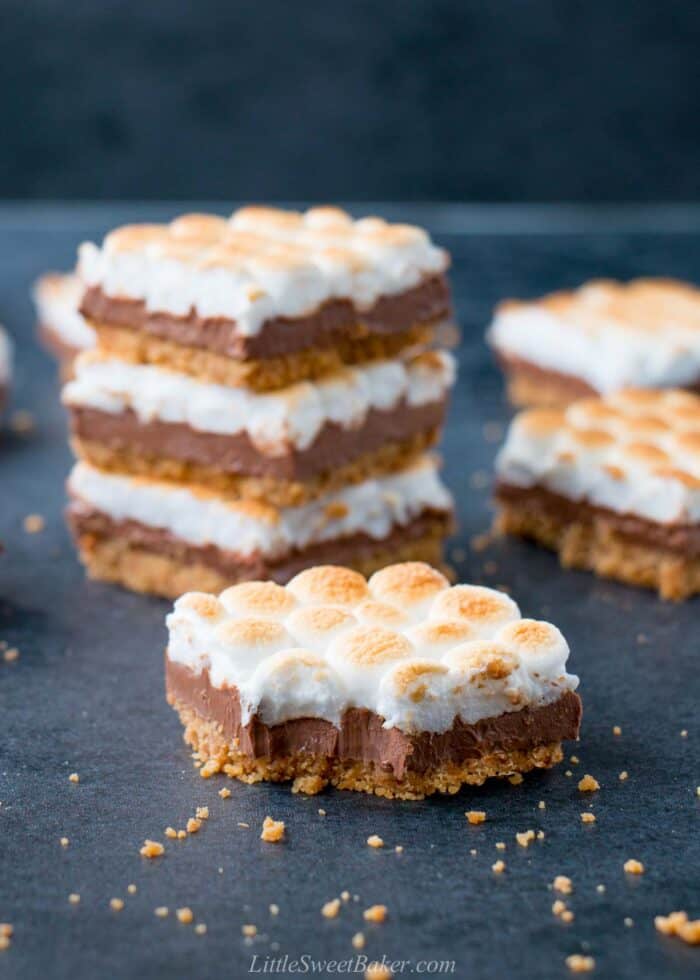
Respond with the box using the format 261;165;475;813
166;660;581;779
496;481;700;556
80;275;451;359
69;399;446;480
68;505;452;582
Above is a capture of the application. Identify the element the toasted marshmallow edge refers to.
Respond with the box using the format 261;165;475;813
33;273;95;351
62;350;455;455
68;456;453;560
487;304;700;394
77;207;449;335
166;563;579;733
0;325;12;383
496;394;700;524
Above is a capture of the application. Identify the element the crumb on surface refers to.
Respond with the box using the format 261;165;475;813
3;648;19;663
363;904;388;923
516;829;535;847
365;963;393;980
613;726;622;736
68;894;80;905
176;908;193;925
596;885;606;894
269;904;279;916
260;816;285;843
352;932;365;950
110;898;124;912
623;859;644;875
68;773;80;784
395;845;403;854
495;842;506;851
127;884;137;895
341;891;350;902
195;923;207;935
570;755;579;764
624;917;634;928
465;810;486;825
680;730;688;738
538;800;546;810
508;773;523;786
581;812;596;824
566;954;595;973
322;899;341;919
23;514;45;534
291;774;326;795
186;817;201;834
242;924;257;937
177;829;187;839
165;827;177;839
218;787;231;799
154;907;168;918
492;860;506;874
578;774;600;792
367;835;384;848
318;808;326;816
655;911;700;945
553;876;573;895
552;900;567;916
60;837;69;847
619;771;629;781
140;840;164;858
195;806;209;820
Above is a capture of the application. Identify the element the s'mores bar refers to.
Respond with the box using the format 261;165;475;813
495;388;700;600
34;273;95;377
68;456;453;599
77;207;452;392
63;348;455;505
488;278;700;408
165;563;582;798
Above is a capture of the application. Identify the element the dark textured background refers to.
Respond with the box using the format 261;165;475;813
0;204;699;980
2;1;699;201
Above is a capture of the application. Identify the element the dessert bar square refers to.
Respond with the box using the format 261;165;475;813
488;278;700;408
68;457;453;599
63;349;455;506
495;387;700;599
165;562;581;799
77;207;452;391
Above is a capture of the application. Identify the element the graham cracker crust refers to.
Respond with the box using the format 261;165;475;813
91;321;434;392
70;430;439;507
73;530;447;599
170;700;565;800
495;495;700;601
504;364;596;409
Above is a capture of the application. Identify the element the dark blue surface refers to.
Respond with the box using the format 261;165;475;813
0;205;699;980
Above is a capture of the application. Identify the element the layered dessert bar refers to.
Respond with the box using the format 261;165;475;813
495;388;700;599
33;272;95;377
68;457;453;599
487;278;700;408
63;348;455;506
77;207;452;392
165;562;581;798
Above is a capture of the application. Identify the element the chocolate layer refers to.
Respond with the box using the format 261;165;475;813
68;504;452;583
166;660;581;780
496;481;700;556
80;275;451;360
69;399;446;481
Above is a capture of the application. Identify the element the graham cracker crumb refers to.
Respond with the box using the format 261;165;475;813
176;908;193;924
623;859;644;875
218;787;231;799
292;774;328;796
492;860;506;874
508;773;523;786
269;904;279;916
537;830;545;840
127;885;137;895
238;822;249;829
466;810;486;825
538;800;546;810
495;842;506;851
154;907;169;918
552;900;567;916
363;904;388;923
395;845;404;854
23;514;45;534
596;885;606;894
562;910;575;923
177;830;187;839
186;817;201;834
578;774;600;792
554;876;573;895
581;812;596;824
0;936;10;952
367;834;384;848
195;806;209;820
655;911;700;945
0;926;13;940
110;898;124;912
242;924;257;937
140;839;164;858
199;759;221;778
261;816;285;843
322;899;341;919
318;808;326;816
3;648;19;663
165;827;177;839
68;894;80;904
619;771;629;781
195;923;207;935
60;837;69;847
624;917;634;928
565;954;595;973
365;964;392;980
341;891;350;902
352;931;365;950
470;849;477;856
68;773;80;784
612;726;622;736
680;730;688;738
516;829;535;848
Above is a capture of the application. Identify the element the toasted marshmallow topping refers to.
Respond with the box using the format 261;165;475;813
488;278;700;393
33;273;95;351
68;455;452;560
77;206;448;335
166;562;579;732
62;349;455;454
0;325;11;383
497;388;700;523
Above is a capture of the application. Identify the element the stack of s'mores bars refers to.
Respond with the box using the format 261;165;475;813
165;562;581;798
63;207;457;598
